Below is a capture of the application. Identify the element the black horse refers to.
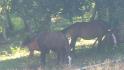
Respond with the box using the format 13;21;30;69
62;20;111;52
36;31;71;69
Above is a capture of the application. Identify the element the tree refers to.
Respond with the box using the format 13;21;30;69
0;0;13;41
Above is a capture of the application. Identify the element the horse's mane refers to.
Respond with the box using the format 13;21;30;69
61;22;86;34
61;25;72;34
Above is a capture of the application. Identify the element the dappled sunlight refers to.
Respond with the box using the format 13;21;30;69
0;39;95;61
76;38;96;48
0;6;3;15
0;44;124;70
0;26;3;32
0;47;29;61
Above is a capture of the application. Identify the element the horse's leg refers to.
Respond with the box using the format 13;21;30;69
65;44;72;66
112;33;117;46
92;38;98;47
56;50;68;70
40;50;46;69
97;35;106;53
29;48;34;57
97;35;104;48
70;37;77;53
56;51;63;70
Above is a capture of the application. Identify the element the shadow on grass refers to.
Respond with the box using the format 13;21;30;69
0;55;41;70
0;43;124;70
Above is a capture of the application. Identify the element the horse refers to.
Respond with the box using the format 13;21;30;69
21;36;39;57
36;31;71;69
21;32;71;69
62;20;112;52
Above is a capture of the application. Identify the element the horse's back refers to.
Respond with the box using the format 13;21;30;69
37;31;69;49
73;20;108;32
62;20;109;39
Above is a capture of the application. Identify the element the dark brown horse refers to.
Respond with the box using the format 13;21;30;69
22;32;71;69
62;20;110;52
36;31;71;68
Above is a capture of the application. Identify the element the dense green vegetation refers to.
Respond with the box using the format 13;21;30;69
0;0;124;70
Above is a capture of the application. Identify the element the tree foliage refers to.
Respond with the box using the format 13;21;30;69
0;0;123;43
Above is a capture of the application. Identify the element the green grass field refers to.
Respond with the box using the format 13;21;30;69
0;40;124;70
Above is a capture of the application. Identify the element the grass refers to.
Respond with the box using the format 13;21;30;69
76;38;96;47
0;40;124;70
0;44;40;70
0;46;28;61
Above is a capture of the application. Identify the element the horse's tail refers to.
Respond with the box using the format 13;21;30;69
105;28;118;46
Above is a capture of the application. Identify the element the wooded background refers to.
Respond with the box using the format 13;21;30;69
0;1;124;70
0;0;124;44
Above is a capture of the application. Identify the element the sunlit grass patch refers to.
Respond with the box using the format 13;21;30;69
0;41;123;70
0;55;40;70
0;38;97;61
76;38;96;49
0;46;29;61
0;44;40;69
